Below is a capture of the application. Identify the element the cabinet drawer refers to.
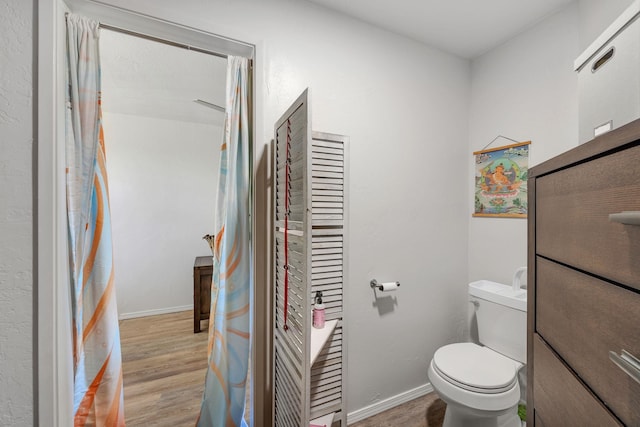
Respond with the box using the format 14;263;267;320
533;334;620;426
536;144;640;291
536;258;640;426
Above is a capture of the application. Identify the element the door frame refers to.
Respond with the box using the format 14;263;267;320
36;1;267;425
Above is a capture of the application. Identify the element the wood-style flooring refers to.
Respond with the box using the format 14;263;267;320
350;393;446;427
120;310;445;427
120;311;209;426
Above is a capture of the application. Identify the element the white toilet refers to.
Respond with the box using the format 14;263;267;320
428;280;527;427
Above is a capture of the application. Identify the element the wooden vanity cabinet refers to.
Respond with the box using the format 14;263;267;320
528;119;640;426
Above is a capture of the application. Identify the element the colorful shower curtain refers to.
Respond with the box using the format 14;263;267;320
198;56;251;427
65;14;125;426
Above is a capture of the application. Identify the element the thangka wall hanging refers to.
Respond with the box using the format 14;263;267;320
473;140;530;218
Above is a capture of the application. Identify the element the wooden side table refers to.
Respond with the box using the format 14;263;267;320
193;256;213;333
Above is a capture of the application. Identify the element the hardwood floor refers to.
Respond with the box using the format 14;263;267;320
120;311;444;427
120;311;209;426
350;393;446;427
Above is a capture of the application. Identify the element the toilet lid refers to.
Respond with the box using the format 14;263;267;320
432;343;517;393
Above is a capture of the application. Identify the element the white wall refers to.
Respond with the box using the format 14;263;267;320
102;113;220;316
467;3;581;288
578;0;635;50
0;0;34;425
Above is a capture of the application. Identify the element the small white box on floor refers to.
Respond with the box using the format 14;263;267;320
575;0;640;144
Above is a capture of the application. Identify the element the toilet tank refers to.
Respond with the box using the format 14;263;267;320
469;280;527;363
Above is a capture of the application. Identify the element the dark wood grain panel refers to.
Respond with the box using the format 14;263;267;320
533;335;620;427
536;144;640;290
527;177;537;420
193;256;213;333
536;258;640;426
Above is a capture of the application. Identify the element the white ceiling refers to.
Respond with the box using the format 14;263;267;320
99;0;574;125
100;29;227;126
307;0;574;58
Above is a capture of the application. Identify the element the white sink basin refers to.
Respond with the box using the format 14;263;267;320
469;280;527;311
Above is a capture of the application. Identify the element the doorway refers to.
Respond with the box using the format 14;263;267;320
37;1;262;425
99;28;234;425
100;29;225;320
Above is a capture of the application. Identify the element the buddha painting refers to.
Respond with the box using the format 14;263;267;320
474;142;530;217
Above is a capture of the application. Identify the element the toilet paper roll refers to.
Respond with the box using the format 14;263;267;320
379;282;399;291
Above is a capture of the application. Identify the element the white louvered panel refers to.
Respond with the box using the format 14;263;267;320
275;220;304;234
311;391;341;409
275;345;301;402
274;374;300;425
312;270;341;280
310;401;342;422
277;165;304;183
312;171;343;180
312;256;342;265
310;246;342;255
312;160;343;170
276;333;304;384
313;341;342;367
274;298;303;356
274;91;348;426
312;144;343;156
310;189;342;197
312;163;343;173
311;134;344;230
312;235;343;245
312;177;343;186
312;197;343;206
310;390;341;409
309;124;348;424
311;265;342;275
310;179;342;188
273;90;312;427
312;257;343;266
274;337;303;427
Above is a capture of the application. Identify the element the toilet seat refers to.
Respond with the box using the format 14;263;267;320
432;343;519;394
427;342;522;412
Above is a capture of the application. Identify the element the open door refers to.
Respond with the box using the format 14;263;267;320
273;89;348;426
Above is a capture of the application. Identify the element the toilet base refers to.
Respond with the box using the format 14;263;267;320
441;400;521;427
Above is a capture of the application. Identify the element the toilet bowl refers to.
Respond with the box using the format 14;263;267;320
428;343;522;427
428;279;527;427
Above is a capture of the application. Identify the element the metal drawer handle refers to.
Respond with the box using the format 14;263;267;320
608;211;640;226
609;350;640;385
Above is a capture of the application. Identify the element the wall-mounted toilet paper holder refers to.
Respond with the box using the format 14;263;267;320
370;279;400;291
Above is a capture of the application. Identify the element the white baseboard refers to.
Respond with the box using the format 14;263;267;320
118;304;193;320
347;383;434;424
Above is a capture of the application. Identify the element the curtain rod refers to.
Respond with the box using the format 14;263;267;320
100;24;228;59
65;12;228;60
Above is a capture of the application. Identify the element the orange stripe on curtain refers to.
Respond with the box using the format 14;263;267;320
82;267;115;343
74;352;112;426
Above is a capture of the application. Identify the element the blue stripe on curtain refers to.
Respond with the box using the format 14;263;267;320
198;56;251;427
65;13;125;426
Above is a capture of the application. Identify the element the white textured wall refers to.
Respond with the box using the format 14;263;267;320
467;0;638;290
102;112;220;316
578;0;635;50
0;0;34;425
467;3;580;289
